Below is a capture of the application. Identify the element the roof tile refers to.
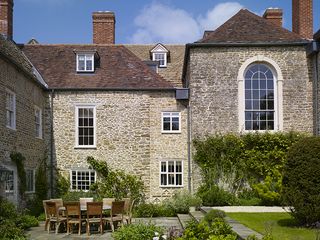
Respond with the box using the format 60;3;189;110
21;44;174;90
198;9;308;44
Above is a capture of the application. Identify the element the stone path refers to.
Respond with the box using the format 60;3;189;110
202;206;289;213
200;206;289;240
26;218;182;240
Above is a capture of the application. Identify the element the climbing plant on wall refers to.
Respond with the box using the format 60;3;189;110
10;152;26;195
193;131;306;205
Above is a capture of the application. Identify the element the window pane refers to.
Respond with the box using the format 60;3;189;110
176;174;182;186
168;162;174;172
161;174;167;185
163;122;170;131
161;162;166;172
168;174;174;185
172;122;179;131
176;162;182;172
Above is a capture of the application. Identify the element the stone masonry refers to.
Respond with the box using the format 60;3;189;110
51;90;188;201
0;57;47;203
186;45;313;190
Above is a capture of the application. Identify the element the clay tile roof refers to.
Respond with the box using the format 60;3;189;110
21;44;175;90
198;9;308;44
0;34;46;88
125;45;185;88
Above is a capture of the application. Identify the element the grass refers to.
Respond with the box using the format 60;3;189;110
227;212;320;240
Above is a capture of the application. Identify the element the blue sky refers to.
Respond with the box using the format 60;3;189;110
14;0;320;44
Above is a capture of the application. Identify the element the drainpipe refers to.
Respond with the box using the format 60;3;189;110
50;90;54;198
187;103;192;193
315;54;319;135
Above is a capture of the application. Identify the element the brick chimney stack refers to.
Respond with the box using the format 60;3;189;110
92;11;115;44
0;0;13;39
263;8;283;27
292;0;313;39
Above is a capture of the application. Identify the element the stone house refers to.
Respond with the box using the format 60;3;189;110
0;33;47;204
1;0;320;204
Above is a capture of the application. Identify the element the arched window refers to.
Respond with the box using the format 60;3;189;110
244;64;275;130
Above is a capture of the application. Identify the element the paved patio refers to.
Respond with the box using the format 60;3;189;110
26;217;182;240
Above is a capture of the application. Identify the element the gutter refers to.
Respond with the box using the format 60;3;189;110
50;90;55;198
45;87;177;92
187;103;192;193
182;41;310;82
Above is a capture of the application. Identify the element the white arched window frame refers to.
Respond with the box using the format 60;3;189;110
238;56;283;132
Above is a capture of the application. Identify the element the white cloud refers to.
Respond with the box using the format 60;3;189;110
198;2;243;32
17;0;75;6
129;1;243;44
131;2;200;44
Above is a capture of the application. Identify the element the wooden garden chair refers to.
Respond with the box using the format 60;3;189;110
42;200;51;231
80;197;94;210
104;201;125;232
64;201;84;235
86;202;103;235
123;198;135;224
45;201;67;234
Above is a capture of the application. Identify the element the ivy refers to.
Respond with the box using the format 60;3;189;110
193;132;306;205
87;156;145;203
10;152;26;195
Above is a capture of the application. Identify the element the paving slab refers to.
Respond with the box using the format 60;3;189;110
189;210;205;222
27;218;182;240
177;214;192;229
202;206;289;213
26;222;113;240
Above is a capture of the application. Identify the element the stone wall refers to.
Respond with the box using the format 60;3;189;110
316;49;320;135
186;45;313;191
0;57;47;203
51;90;188;201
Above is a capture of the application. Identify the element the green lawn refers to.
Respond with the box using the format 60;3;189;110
227;212;319;240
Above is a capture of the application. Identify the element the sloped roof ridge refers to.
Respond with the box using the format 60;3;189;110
197;9;308;44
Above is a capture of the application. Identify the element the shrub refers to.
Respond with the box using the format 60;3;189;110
282;136;320;225
87;156;145;203
0;219;26;240
133;203;175;217
112;222;165;240
204;209;226;223
16;215;39;230
197;185;238;206
133;203;158;218
237;190;261;206
194;132;304;205
178;218;237;240
0;197;38;239
166;190;202;214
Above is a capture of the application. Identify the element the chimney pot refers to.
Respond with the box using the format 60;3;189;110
292;0;313;39
263;8;283;27
92;11;115;44
0;0;13;40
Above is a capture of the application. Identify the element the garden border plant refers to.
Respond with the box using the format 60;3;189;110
193;132;305;206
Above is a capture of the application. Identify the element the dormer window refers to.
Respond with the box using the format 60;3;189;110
150;43;169;68
76;53;94;72
153;53;166;67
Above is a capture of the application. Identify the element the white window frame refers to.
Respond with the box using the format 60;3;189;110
238;56;283;132
161;112;181;133
4;170;14;193
75;105;97;148
152;52;167;67
70;170;96;192
159;160;183;188
76;53;94;72
5;89;16;130
34;106;42;139
25;169;35;193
